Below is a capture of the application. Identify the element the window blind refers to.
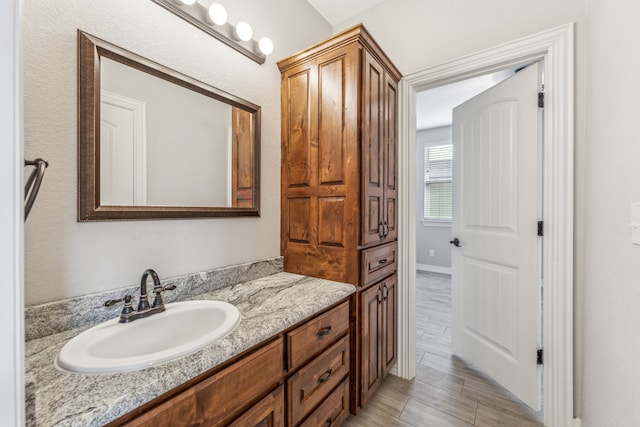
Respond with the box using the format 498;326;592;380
424;144;453;220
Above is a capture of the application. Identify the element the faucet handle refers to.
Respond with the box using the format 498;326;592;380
152;284;176;308
104;295;135;322
104;294;133;307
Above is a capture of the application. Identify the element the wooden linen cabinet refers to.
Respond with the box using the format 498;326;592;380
278;24;401;414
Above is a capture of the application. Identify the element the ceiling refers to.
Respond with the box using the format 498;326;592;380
306;0;385;26
305;0;517;131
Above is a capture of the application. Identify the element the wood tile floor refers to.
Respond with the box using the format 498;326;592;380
343;271;543;427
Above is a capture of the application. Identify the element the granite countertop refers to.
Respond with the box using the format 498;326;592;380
25;272;356;426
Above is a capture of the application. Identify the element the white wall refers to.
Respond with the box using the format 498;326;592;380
22;0;331;304
415;126;452;269
581;0;640;425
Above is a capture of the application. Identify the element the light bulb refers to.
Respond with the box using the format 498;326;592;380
235;21;253;41
208;3;227;26
258;37;273;55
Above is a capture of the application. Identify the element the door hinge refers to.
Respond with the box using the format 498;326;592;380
537;348;544;365
537;221;544;237
538;91;544;108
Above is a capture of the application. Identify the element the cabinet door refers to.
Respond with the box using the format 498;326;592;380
381;275;397;377
281;43;361;284
362;54;399;247
359;284;382;407
382;74;398;241
361;50;385;247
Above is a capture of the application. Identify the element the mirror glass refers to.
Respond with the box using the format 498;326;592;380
78;31;260;220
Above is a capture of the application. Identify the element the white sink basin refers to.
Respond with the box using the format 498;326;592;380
57;300;240;374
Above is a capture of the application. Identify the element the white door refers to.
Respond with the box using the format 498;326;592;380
100;91;147;205
451;62;542;410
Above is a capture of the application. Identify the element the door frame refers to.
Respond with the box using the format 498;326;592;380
1;0;25;424
396;23;574;427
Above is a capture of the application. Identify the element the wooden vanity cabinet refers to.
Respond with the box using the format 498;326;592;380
120;338;285;427
109;299;352;427
278;24;401;413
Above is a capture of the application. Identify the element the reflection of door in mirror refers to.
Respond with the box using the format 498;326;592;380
100;57;233;207
100;91;147;206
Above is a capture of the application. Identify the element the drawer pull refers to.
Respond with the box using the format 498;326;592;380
378;259;388;265
317;369;333;384
324;418;334;427
316;326;332;337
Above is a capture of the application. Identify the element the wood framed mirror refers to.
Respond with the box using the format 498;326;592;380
78;30;260;221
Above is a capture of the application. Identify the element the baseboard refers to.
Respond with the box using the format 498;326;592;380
416;263;452;275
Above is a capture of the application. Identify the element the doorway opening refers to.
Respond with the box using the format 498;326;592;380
396;24;574;427
414;66;544;423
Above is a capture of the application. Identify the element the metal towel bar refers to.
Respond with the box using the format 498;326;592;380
24;158;48;221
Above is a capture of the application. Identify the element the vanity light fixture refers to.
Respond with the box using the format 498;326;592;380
152;0;273;65
258;37;274;56
234;21;253;42
207;3;227;26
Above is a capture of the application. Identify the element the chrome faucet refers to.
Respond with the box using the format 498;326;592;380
104;269;176;323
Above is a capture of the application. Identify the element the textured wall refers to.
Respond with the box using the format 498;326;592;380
22;0;330;304
580;0;640;425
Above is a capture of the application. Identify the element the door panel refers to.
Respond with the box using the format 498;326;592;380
451;63;542;410
383;75;398;240
360;284;381;407
362;51;384;246
381;275;397;376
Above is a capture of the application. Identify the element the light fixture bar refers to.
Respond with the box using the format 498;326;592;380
151;0;266;64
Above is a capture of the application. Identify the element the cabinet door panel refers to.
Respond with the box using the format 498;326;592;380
362;51;385;246
382;275;397;377
284;69;314;187
383;74;398;241
359;284;382;407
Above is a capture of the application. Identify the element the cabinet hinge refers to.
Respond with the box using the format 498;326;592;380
537;348;544;365
538;91;545;108
537;221;544;237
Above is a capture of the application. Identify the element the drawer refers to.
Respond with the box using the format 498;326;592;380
287;301;349;371
228;385;285;427
287;335;350;426
299;378;349;427
361;241;397;286
124;338;283;427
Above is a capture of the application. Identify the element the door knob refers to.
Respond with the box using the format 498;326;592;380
449;238;461;247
